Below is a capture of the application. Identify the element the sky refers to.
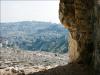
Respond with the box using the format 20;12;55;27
0;1;60;23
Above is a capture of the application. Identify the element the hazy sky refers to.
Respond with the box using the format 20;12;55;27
1;1;60;23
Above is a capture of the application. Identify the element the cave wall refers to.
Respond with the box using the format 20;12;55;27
95;1;100;73
59;0;100;73
59;0;95;64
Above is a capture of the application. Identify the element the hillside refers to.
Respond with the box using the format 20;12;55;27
0;21;68;53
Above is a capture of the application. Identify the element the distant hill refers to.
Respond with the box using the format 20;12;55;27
0;21;68;53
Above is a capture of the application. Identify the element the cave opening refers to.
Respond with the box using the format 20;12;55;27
0;0;70;74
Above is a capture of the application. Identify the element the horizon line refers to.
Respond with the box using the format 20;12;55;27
0;20;61;24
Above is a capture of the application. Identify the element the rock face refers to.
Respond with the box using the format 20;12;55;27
59;0;95;64
95;1;100;74
59;0;100;73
